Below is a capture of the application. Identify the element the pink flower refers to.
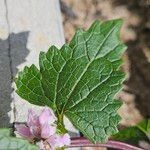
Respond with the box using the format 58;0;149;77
58;133;71;146
15;107;71;150
15;124;34;141
27;109;40;127
15;107;57;140
39;108;56;125
41;123;56;139
47;133;71;150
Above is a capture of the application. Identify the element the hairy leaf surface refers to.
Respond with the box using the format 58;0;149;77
16;19;126;143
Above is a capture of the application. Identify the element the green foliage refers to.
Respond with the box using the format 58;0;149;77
0;128;38;150
113;119;150;145
136;118;150;134
15;19;126;143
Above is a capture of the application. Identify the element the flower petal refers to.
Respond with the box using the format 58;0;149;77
39;107;56;125
47;133;70;149
47;135;58;150
41;124;56;139
30;125;41;138
58;133;71;147
27;109;40;127
15;124;33;140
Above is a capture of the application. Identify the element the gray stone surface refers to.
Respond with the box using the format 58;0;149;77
0;0;79;139
6;0;65;123
0;0;13;127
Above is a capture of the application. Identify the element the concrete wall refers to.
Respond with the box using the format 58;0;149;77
0;0;64;126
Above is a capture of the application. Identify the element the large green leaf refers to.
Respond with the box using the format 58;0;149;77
15;19;126;143
0;128;38;150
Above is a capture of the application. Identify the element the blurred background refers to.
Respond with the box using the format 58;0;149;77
61;0;150;126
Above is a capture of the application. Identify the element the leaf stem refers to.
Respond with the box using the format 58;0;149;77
65;137;144;150
56;113;67;134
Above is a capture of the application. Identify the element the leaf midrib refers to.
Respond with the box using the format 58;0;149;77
61;23;119;113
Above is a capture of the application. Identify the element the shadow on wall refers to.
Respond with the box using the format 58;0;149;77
0;32;29;127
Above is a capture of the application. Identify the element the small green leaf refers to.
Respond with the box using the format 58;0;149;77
0;128;38;150
112;119;150;145
136;118;150;134
16;19;127;143
16;64;52;107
